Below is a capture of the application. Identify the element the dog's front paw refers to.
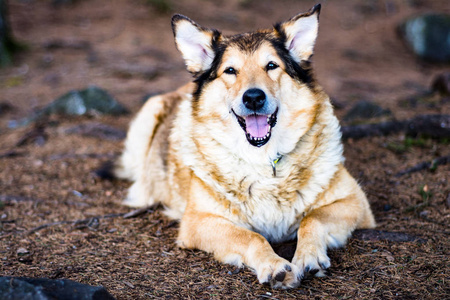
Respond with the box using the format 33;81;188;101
256;257;302;289
292;244;330;277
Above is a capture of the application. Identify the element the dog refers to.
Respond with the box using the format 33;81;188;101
112;4;375;289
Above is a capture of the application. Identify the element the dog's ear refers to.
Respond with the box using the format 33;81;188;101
278;4;321;62
172;14;219;75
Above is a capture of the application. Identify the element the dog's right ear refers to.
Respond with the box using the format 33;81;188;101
172;15;219;75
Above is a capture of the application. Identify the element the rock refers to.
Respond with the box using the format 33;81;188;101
343;100;392;123
8;86;128;128
0;277;115;300
42;86;128;116
398;13;450;63
16;248;30;255
431;72;450;96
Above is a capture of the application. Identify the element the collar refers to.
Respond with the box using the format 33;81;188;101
270;154;283;177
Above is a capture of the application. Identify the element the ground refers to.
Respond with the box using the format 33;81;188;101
0;0;449;299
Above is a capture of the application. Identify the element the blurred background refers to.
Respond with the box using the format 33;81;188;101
0;1;449;299
1;0;449;121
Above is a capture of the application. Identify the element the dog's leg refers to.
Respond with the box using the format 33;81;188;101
178;207;302;289
292;193;374;277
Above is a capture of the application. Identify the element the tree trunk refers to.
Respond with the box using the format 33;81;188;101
0;0;16;67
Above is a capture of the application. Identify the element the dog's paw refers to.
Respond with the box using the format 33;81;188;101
256;258;302;289
292;245;330;277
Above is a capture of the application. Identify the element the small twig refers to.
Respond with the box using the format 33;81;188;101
395;155;450;177
123;207;154;219
0;150;24;159
27;221;72;234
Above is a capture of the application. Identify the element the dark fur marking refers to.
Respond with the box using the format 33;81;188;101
239;176;247;188
192;30;225;105
228;32;267;53
248;182;254;198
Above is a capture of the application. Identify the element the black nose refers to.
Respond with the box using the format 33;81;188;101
243;88;266;111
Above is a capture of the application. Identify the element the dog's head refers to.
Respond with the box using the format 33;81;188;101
172;5;324;160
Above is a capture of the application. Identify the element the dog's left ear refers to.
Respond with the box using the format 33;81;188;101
172;14;220;75
279;4;321;62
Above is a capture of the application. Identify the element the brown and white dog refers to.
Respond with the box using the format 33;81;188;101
113;4;375;289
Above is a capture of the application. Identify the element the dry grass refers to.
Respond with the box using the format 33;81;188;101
1;0;449;298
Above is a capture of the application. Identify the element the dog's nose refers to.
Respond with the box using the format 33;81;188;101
243;88;266;111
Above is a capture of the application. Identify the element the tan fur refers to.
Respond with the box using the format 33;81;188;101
115;5;375;288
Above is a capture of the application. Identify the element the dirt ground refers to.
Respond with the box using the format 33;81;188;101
1;0;449;299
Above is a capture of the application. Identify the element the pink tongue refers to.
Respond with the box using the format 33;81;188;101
245;114;270;138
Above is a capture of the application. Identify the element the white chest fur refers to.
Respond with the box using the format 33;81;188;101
173;98;343;243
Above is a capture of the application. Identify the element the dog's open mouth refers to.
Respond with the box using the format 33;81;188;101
232;108;278;147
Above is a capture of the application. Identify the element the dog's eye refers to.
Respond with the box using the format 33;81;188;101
266;62;279;71
224;67;237;75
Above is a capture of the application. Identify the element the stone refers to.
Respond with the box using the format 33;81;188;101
398;13;450;63
0;277;115;300
43;86;128;116
8;86;128;128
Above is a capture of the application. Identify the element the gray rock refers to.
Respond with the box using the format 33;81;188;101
8;86;128;128
43;86;128;116
398;13;450;63
0;277;115;300
343;100;392;123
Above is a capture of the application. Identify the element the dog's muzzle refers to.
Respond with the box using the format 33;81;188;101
232;88;278;147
